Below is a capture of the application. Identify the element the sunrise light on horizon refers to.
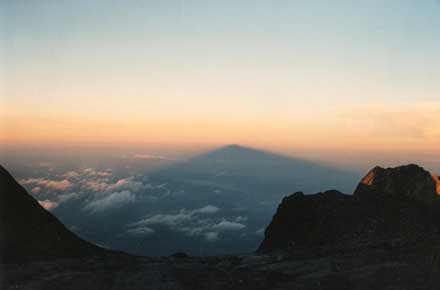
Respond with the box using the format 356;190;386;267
2;0;440;163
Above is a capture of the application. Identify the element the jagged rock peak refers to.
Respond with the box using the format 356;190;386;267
258;165;440;253
354;164;439;203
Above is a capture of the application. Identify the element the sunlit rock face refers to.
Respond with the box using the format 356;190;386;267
354;164;439;204
432;174;440;195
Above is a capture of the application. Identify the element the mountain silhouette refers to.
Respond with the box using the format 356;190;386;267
0;165;103;262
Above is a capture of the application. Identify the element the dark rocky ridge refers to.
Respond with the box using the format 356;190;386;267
0;165;104;262
258;164;440;253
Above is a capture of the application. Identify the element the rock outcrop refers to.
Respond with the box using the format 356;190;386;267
258;164;440;253
354;164;439;204
0;165;104;262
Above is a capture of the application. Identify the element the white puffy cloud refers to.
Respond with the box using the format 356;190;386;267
20;178;73;191
21;169;143;213
96;171;112;177
194;205;219;214
128;206;247;243
234;216;248;222
34;190;78;211
132;154;169;160
64;169;111;178
204;232;219;242
69;225;81;232
57;192;79;203
63;171;80;178
255;228;265;237
86;177;143;193
107;177;143;192
38;199;59;211
212;220;246;231
130;210;193;227
78;168;113;177
126;227;155;236
86;180;110;192
31;186;41;194
84;190;136;213
155;183;168;189
131;205;220;228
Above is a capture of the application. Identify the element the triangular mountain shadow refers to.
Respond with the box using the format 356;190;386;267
152;144;360;197
0;165;105;262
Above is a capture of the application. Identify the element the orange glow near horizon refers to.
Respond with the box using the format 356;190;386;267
2;102;440;156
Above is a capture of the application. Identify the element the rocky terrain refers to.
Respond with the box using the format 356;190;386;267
3;164;440;289
259;164;440;253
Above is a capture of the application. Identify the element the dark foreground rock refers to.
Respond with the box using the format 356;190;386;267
3;248;440;290
258;164;440;253
0;165;104;262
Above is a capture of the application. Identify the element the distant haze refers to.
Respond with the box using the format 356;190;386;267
1;143;439;176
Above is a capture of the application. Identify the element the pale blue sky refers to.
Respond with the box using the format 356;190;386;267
3;0;440;102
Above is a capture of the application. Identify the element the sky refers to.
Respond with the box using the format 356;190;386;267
1;0;440;168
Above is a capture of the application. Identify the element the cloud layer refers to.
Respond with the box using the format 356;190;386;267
20;178;73;191
21;167;148;214
86;177;144;193
212;220;246;231
128;205;247;242
38;199;59;210
84;190;136;213
132;154;169;160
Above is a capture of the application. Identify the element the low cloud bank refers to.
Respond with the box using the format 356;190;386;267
128;205;247;242
20;178;73;191
84;190;136;213
38;199;59;211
